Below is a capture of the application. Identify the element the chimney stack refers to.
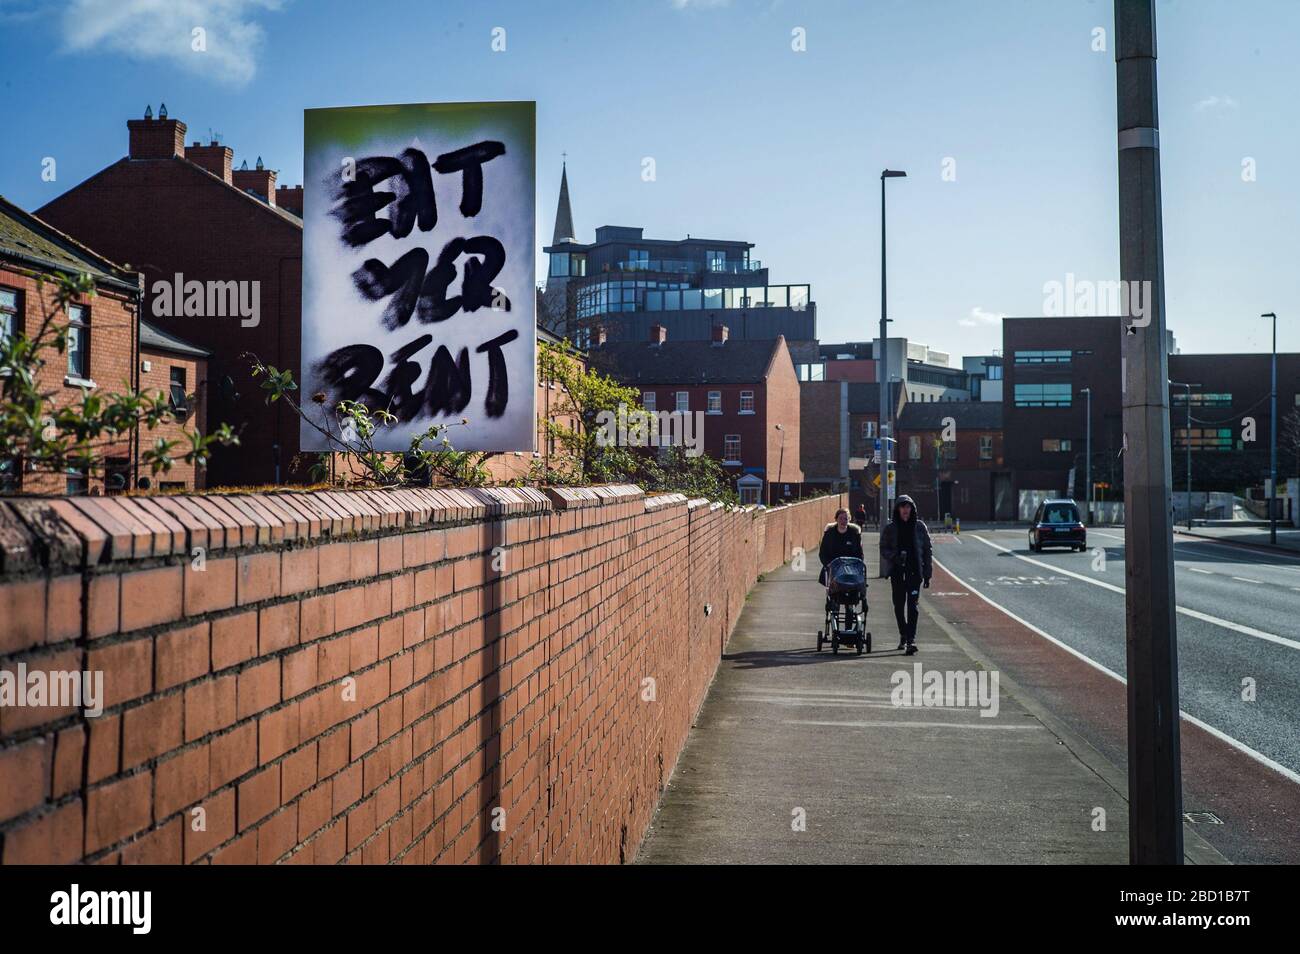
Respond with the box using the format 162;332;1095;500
710;323;729;346
233;160;277;205
649;324;667;346
275;185;303;216
185;141;233;183
128;107;186;160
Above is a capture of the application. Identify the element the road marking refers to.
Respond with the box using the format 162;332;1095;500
1188;567;1212;575
970;534;1300;652
1232;577;1262;584
1172;532;1300;566
932;555;1300;787
786;720;1037;730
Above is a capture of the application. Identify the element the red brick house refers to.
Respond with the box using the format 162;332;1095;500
1;196;210;494
894;400;1005;522
138;321;212;491
590;324;803;504
36;108;303;488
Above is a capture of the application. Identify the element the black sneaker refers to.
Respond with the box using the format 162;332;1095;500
905;643;918;656
897;638;907;650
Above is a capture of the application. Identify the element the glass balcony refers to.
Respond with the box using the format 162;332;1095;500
611;258;764;274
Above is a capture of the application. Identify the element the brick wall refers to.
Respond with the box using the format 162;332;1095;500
0;485;842;864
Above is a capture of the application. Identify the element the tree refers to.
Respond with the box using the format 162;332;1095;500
0;270;236;492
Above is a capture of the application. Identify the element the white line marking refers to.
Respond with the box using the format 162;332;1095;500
1188;567;1212;575
1172;532;1300;565
1232;577;1262;585
786;720;1037;730
932;555;1300;787
969;534;1300;652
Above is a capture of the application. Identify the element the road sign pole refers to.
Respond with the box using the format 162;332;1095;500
1116;0;1184;864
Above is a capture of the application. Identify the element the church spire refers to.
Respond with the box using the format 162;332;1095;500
551;159;575;244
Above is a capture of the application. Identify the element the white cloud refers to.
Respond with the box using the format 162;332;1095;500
1194;95;1239;112
671;0;731;9
61;0;285;87
959;306;1006;328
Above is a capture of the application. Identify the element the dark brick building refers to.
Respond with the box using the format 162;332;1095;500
36;108;303;488
895;400;1006;522
1002;316;1124;508
590;325;803;504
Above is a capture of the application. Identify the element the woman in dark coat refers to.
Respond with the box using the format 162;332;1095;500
818;508;864;584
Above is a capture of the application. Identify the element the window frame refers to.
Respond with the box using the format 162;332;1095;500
66;303;91;382
723;434;742;464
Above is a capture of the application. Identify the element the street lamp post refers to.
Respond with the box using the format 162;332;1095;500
1170;381;1200;530
1262;312;1278;544
880;169;907;521
1081;387;1092;524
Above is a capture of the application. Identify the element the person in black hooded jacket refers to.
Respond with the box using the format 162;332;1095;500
878;494;931;654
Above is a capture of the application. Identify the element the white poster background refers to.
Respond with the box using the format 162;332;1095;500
300;102;535;453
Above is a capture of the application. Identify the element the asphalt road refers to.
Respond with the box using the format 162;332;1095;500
931;527;1300;779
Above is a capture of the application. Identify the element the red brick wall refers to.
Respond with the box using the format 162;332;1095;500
1;263;137;495
0;484;842;864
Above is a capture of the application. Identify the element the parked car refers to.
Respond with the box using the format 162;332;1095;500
1029;499;1087;552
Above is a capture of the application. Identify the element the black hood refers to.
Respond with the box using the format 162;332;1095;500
893;494;918;523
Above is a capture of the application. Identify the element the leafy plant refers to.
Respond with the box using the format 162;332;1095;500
247;354;496;488
0;270;237;491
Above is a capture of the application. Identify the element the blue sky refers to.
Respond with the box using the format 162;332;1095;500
1;0;1296;358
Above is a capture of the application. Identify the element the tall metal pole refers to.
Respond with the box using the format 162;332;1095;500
1116;0;1183;864
880;175;890;523
1186;386;1192;530
1265;312;1278;545
1082;387;1092;524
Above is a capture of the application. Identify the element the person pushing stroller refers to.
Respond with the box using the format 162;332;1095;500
818;508;863;584
878;494;932;655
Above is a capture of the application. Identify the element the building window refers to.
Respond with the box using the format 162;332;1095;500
986;364;1003;381
908;436;921;460
549;252;570;277
1041;439;1073;453
642;390;656;412
629;249;649;270
67;304;89;379
675;391;689;413
723;435;741;463
796;362;825;382
942;441;958;461
706;249;727;272
0;287;17;344
861;421;877;440
169;367;189;416
739;390;754;413
1014;349;1072;365
1174;427;1234;451
1014;383;1072;407
570;253;586;277
707;391;722;413
1172;392;1232;408
979;435;993;460
66;467;88;495
739;485;760;505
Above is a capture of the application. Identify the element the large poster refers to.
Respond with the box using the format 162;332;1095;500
301;101;535;452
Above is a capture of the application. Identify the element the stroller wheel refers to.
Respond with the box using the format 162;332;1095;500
855;638;863;655
865;632;872;654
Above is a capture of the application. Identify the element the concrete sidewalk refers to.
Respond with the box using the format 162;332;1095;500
637;539;1222;864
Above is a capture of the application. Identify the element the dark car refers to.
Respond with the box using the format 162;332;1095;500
1029;499;1087;552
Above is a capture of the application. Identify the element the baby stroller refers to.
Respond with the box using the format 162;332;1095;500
817;556;871;655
